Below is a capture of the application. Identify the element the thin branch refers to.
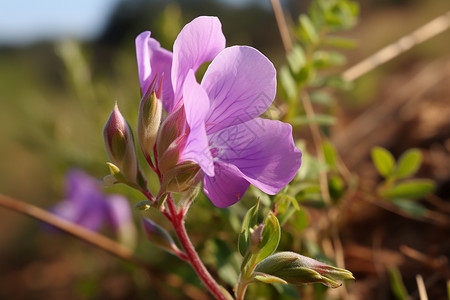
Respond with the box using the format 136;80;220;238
270;0;293;52
0;194;138;264
342;11;450;81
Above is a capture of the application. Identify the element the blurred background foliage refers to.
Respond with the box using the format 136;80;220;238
0;0;449;299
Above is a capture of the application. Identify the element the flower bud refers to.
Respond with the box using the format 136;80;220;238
103;102;139;185
254;251;354;288
142;218;180;255
156;105;187;174
137;76;163;160
161;161;201;193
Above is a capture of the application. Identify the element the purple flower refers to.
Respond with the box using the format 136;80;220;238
136;16;302;207
52;169;134;237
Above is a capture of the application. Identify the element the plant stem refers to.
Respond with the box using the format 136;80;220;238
166;194;228;300
234;278;250;300
0;194;138;263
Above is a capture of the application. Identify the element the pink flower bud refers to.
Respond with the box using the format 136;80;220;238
137;75;163;161
160;161;201;194
156;105;187;175
142;218;180;255
103;102;139;185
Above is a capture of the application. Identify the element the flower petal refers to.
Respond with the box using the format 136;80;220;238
171;16;225;111
136;31;174;111
202;46;276;134
203;162;250;208
209;118;301;194
180;70;214;176
105;195;133;230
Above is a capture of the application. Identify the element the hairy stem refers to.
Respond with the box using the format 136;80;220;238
166;194;229;300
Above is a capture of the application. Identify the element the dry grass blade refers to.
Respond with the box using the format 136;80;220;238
342;11;450;81
416;274;428;300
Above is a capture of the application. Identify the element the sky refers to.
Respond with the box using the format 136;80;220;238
0;0;269;46
0;0;123;45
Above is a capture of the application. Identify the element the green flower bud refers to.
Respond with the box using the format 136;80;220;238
141;218;180;255
254;251;354;288
103;102;139;185
137;77;163;160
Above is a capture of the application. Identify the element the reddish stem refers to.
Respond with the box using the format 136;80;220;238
142;188;155;202
166;195;228;300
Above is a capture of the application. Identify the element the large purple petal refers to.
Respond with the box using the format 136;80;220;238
202;46;276;134
171;16;225;111
203;162;250;208
136;31;174;111
209;118;302;194
180;70;214;176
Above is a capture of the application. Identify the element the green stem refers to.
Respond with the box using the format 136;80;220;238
234;278;250;300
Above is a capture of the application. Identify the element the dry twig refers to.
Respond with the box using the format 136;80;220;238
342;11;450;81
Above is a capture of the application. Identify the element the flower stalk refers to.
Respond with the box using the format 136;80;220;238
165;194;230;300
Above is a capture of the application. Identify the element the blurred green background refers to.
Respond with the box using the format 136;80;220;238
0;0;449;299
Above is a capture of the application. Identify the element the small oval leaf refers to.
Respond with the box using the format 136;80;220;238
392;199;427;216
383;180;435;200
371;147;395;177
395;149;422;179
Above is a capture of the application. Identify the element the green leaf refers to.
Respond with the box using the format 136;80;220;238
275;194;299;226
309;90;334;106
298;15;319;44
240;212;281;277
328;175;345;202
289;209;309;232
388;266;409;300
322;75;353;90
322;141;338;170
275;194;300;211
371;147;395;177
312;50;347;68
384;180;435;200
395;149;422;179
392;199;427;216
279;66;298;101
238;200;260;257
292;114;336;127
323;36;356;48
287;44;306;74
256;212;281;262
